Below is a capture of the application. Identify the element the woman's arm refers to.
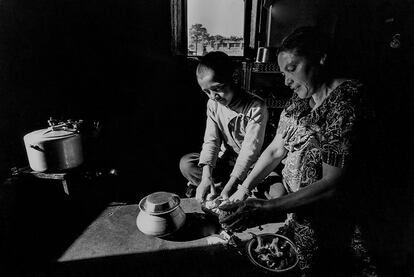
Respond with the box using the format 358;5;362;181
262;162;344;216
220;162;346;230
228;132;287;201
243;132;287;191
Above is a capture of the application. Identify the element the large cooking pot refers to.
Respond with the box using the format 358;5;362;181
23;128;83;172
136;192;186;237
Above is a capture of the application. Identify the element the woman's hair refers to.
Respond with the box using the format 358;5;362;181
278;26;331;65
196;51;234;83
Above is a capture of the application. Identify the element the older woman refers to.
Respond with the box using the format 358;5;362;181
220;27;376;276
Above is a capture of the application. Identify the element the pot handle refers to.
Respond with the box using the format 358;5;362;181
30;144;45;152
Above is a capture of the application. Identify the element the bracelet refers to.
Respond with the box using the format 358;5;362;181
237;185;252;196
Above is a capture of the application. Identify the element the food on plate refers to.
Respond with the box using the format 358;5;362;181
248;234;298;272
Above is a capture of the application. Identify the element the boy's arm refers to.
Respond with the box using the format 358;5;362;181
221;102;268;197
196;164;215;202
199;100;222;168
228;110;289;201
197;100;222;201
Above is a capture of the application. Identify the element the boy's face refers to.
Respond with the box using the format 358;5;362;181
197;69;234;106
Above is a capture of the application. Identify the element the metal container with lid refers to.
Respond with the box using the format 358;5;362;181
139;191;181;214
23;128;83;172
136;192;186;237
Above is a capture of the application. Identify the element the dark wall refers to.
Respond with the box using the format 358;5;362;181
267;0;414;273
0;0;206;195
0;1;210;272
329;1;414;273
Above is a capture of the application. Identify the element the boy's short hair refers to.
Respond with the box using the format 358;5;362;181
196;51;234;83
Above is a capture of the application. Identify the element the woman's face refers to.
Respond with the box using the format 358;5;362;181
277;50;321;99
197;69;234;106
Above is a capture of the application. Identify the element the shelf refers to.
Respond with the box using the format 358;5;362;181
241;61;289;108
252;62;280;73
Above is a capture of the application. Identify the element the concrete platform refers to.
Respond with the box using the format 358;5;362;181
56;198;285;276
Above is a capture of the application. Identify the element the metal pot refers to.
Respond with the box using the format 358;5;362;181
136;192;186;237
23;128;83;172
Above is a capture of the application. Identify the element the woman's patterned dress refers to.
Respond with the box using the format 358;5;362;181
275;80;377;276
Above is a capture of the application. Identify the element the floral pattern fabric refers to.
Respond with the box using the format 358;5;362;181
277;79;363;193
274;80;377;276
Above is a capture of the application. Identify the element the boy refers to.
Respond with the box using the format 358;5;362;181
179;51;268;202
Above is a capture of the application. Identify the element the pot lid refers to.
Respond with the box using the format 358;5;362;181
139;191;181;215
24;128;78;141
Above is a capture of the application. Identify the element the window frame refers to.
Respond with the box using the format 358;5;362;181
170;0;269;60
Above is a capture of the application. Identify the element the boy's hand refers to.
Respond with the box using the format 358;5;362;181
196;177;214;202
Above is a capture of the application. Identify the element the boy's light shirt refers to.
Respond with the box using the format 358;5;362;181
199;93;268;181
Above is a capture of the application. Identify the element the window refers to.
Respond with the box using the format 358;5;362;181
171;0;268;58
187;0;245;56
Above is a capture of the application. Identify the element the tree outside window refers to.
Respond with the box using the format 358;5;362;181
189;24;209;56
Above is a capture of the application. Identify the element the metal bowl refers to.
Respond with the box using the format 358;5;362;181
139;191;181;215
246;233;299;273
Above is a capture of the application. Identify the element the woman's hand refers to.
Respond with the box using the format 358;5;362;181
218;198;268;232
228;187;249;202
219;188;230;200
220;177;239;200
